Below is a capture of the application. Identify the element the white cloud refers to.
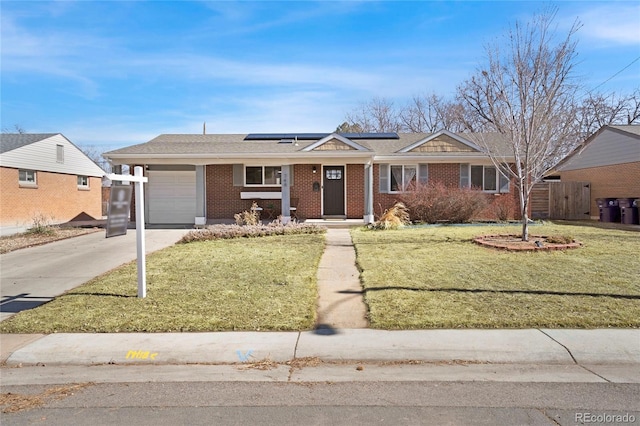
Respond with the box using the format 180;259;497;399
574;3;640;45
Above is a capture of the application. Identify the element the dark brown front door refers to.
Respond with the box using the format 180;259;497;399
323;166;345;216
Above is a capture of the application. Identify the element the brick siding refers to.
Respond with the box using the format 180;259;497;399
372;163;521;220
0;167;102;226
134;162;523;222
560;161;640;218
346;164;365;218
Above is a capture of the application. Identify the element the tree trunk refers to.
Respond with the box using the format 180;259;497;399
520;193;530;241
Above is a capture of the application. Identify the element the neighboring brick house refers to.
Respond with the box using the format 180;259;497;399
0;133;106;227
556;125;640;220
104;130;518;225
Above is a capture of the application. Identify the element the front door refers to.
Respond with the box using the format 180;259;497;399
323;166;345;216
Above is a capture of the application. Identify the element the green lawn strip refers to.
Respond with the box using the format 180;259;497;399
0;234;325;333
352;224;640;329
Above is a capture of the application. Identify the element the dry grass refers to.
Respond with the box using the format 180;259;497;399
352;223;640;329
0;227;100;254
0;383;92;413
0;233;325;333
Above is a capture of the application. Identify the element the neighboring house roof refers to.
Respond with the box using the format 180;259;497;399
609;124;640;137
556;125;640;171
104;131;515;164
0;133;59;154
0;133;106;177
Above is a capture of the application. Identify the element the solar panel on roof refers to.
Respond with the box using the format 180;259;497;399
244;132;399;141
339;132;399;139
244;133;329;140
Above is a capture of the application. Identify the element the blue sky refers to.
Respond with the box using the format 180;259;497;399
2;1;639;150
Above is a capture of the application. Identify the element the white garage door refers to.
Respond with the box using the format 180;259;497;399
148;170;196;224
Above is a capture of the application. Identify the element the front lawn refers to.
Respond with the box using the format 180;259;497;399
352;223;640;329
0;233;325;333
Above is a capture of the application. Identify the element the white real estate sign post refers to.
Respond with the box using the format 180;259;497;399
105;166;149;298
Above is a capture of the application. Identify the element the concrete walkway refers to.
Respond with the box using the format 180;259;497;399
316;228;368;329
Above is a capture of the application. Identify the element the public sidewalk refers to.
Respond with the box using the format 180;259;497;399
1;329;639;368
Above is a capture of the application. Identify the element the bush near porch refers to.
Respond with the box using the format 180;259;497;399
398;182;521;224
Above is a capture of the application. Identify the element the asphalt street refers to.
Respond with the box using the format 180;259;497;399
1;380;638;425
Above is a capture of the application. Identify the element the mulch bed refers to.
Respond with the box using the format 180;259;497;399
473;235;582;251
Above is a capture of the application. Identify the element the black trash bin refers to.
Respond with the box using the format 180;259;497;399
621;198;640;225
596;198;620;222
618;199;637;224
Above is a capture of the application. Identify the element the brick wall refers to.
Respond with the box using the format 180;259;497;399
0;167;102;226
201;162;523;221
292;164;322;219
560;161;640;218
372;163;521;220
204;164;322;219
346;164;365;218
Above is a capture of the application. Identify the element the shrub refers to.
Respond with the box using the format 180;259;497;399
400;182;489;224
491;194;515;221
178;222;326;243
234;202;260;225
370;202;410;230
25;213;56;236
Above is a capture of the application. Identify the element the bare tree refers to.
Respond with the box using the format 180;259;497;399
335;121;364;133
346;93;485;134
77;144;127;173
622;88;640;124
576;90;640;136
399;94;443;132
458;6;582;241
1;124;26;133
344;97;403;133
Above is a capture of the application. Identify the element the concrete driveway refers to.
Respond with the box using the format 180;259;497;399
0;229;190;321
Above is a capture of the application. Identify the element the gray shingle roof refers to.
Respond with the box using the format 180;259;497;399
0;133;59;154
610;125;640;137
104;132;514;158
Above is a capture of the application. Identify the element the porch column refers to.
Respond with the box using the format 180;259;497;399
364;162;374;224
281;165;291;224
195;165;206;225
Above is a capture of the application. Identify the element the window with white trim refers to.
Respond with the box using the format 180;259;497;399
389;165;417;193
245;166;281;186
77;175;89;189
468;165;509;193
19;169;37;185
56;144;64;163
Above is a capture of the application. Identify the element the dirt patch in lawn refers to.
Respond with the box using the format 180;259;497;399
473;234;582;251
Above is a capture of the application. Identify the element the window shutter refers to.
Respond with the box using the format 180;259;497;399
233;164;244;186
499;171;510;193
379;164;389;193
289;166;294;187
418;164;428;184
460;163;469;188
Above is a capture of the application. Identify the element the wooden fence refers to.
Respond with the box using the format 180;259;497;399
531;181;591;220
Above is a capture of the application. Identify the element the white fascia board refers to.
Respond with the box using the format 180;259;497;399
374;154;514;163
105;152;376;165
